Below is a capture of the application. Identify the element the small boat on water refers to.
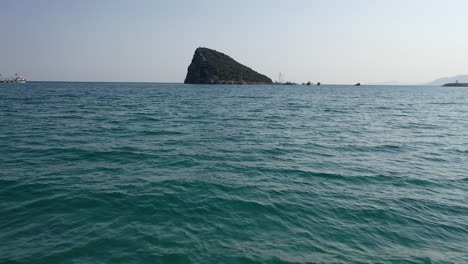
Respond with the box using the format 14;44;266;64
355;83;361;86
0;73;27;83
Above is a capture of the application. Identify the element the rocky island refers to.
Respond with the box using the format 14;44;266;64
184;47;272;85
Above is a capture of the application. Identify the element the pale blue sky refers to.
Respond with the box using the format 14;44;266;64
1;0;467;83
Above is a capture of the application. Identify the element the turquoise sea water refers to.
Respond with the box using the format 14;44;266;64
0;82;467;263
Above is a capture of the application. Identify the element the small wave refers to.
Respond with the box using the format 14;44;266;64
132;116;162;122
253;167;391;184
334;144;405;154
428;102;459;105
16;147;161;164
141;130;183;136
322;108;349;113
375;106;393;110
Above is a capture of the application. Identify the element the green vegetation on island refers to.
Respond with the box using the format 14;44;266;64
184;47;272;85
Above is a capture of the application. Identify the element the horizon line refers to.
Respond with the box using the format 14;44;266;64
4;81;442;87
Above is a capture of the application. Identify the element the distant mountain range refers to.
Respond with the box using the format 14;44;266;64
367;75;468;86
427;75;468;86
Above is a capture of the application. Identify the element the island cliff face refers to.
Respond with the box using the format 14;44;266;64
184;47;272;85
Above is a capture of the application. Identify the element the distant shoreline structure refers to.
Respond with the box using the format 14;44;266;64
442;79;468;87
0;74;27;83
442;82;468;87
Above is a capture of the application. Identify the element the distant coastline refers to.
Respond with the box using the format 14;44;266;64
442;82;468;87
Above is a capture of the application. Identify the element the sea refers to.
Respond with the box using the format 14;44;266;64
0;82;467;264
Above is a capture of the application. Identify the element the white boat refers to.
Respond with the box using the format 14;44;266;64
13;74;27;83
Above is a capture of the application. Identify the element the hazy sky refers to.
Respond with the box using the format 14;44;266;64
1;0;467;83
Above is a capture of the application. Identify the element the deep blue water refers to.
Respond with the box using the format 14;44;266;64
1;82;467;263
